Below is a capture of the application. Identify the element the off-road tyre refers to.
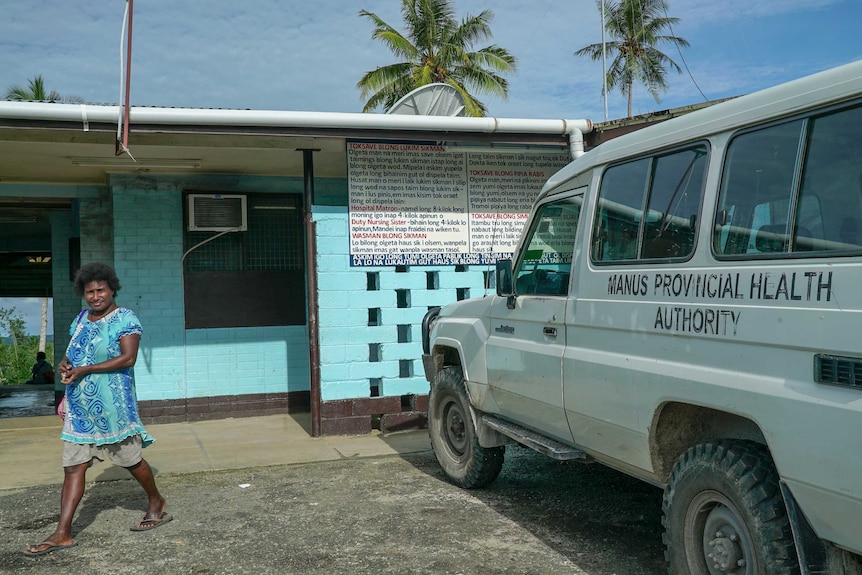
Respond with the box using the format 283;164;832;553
662;441;800;575
826;542;862;575
428;366;504;489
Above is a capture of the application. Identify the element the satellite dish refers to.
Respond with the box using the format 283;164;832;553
387;83;466;116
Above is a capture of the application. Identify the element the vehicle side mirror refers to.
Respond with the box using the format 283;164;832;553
496;259;514;297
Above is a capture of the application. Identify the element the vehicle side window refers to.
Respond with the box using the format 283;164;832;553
591;145;707;263
714;103;862;257
513;196;582;296
799;105;862;252
714;120;804;255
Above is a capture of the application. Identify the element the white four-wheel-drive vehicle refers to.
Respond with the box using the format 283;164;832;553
422;61;862;575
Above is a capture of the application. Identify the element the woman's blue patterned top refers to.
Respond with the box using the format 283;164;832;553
61;307;155;447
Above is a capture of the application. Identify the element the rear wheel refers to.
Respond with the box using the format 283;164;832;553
428;366;504;488
662;441;800;575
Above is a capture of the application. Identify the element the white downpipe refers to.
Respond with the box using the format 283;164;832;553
0;101;592;159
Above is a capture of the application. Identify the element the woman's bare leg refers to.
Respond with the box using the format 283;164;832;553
25;462;88;553
126;458;166;523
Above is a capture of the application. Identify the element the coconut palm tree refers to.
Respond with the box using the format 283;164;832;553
39;297;48;353
357;0;516;117
5;75;84;103
575;0;689;118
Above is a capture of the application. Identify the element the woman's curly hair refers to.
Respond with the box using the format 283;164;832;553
73;262;122;297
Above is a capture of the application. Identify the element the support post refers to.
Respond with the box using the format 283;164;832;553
301;148;322;437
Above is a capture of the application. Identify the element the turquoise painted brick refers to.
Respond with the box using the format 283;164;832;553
252;326;278;340
205;329;234;342
347;325;397;345
405;310;434;325
318;308;366;328
235;360;262;373
312;205;347;217
408;291;459;308
138;390;165;401
320;363;350;381
288;358;310;372
344;344;370;363
317;236;350;256
381;342;423;361
350;360;399;380
235;343;263;357
194;379;234;396
315;218;348;238
286;348;310;365
264;366;289;379
317;290;359;311
379;273;428;290
380;378;430;396
317;254;351;273
321;381;369;401
314;225;346;239
317;273;365;291
319;326;354;346
262;382;288;394
376;308;427;325
185;387;213;399
287;363;310;376
319;344;347;365
182;340;207;356
349;290;395;309
439;272;487;289
286;377;310;393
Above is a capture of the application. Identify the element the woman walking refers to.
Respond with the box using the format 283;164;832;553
25;262;170;557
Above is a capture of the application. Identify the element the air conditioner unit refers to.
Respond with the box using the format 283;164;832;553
187;194;247;232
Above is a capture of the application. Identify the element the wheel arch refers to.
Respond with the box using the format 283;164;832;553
650;402;768;482
427;346;508;449
431;341;463;369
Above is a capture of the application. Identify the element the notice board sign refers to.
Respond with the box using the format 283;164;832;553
348;141;570;266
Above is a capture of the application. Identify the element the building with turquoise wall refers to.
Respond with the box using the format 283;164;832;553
0;101;587;434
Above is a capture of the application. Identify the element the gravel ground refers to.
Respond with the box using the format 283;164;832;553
0;445;666;575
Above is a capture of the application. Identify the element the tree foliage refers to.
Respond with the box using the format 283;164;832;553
5;75;85;103
357;0;517;117
575;0;689;118
0;307;54;385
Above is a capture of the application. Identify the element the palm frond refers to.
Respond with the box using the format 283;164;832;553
358;0;514;116
357;62;413;98
5;74;82;103
574;0;689;116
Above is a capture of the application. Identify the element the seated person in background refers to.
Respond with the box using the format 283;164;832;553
25;351;54;385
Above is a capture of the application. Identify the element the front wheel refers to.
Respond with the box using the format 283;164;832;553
428;366;504;489
662;441;800;575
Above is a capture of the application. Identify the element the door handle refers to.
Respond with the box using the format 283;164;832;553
543;326;557;337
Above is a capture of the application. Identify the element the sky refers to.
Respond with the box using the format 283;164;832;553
0;297;54;337
1;0;861;335
1;0;860;122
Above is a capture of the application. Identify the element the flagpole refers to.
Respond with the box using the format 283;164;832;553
601;0;608;121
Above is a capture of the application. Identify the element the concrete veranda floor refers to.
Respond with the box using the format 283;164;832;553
0;412;432;490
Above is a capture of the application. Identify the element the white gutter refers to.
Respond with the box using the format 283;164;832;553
0;101;593;159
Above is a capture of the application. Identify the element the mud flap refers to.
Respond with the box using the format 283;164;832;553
780;481;827;575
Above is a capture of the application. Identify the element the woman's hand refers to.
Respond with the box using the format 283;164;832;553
58;357;74;385
61;365;90;384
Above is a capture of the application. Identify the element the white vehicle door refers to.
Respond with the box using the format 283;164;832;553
486;193;584;443
564;145;709;472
